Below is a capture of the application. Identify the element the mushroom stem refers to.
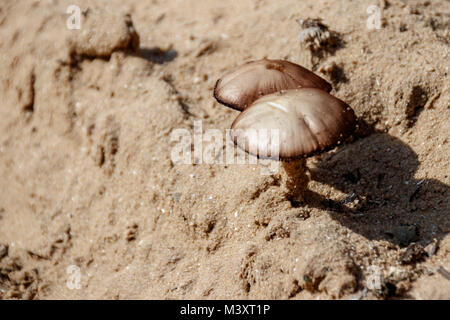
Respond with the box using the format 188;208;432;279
279;158;309;201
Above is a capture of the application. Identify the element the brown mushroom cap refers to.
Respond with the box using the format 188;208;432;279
214;59;332;111
230;88;356;158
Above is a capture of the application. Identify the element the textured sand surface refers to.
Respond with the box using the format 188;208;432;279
0;0;449;299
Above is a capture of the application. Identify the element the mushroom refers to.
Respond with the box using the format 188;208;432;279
230;88;356;201
214;59;332;111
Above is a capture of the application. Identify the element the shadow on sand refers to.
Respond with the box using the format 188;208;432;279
303;127;449;247
135;47;178;64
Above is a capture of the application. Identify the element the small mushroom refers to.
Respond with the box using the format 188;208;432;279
214;59;332;111
230;88;356;200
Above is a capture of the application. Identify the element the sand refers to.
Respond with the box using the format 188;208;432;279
0;0;449;299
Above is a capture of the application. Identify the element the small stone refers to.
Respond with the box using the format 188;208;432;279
399;243;425;265
424;239;439;257
297;18;336;52
437;267;450;280
340;192;357;204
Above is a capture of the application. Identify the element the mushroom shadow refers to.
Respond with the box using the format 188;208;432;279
135;47;178;64
304;129;449;246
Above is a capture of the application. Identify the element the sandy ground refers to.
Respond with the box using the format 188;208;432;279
0;0;449;299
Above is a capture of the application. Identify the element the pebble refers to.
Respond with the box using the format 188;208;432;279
399;243;425;265
424;239;438;257
437;267;450;280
